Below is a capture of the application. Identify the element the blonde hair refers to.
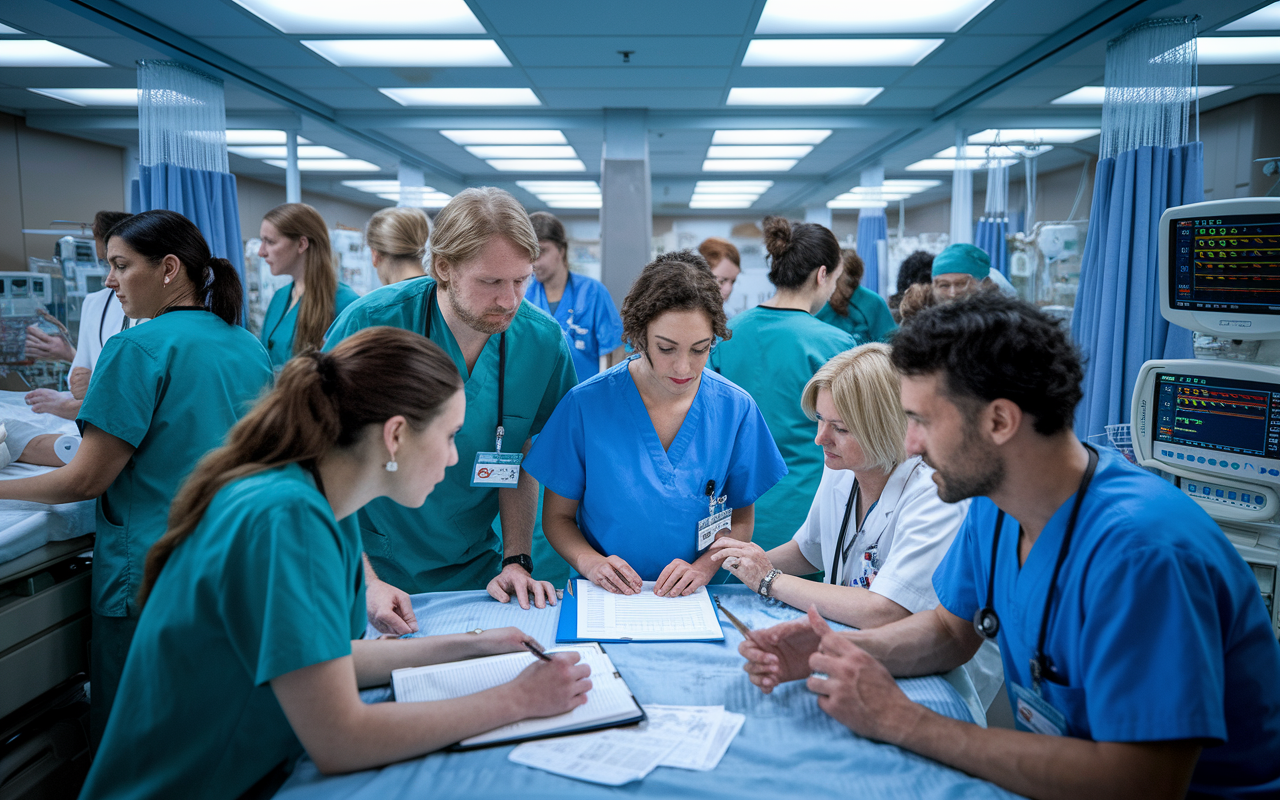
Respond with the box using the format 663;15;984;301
262;203;337;356
801;343;907;472
430;187;538;289
366;206;430;262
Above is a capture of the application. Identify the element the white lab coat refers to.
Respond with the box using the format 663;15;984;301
71;288;131;373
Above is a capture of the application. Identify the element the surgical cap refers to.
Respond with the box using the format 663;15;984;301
931;243;991;280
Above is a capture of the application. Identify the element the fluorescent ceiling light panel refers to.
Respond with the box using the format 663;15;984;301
27;88;137;106
689;194;762;202
0;40;108;67
712;130;831;145
883;179;942;188
376;193;452;207
486;159;585;172
536;194;602;202
935;145;1052;158
0;24;25;34
727;87;882;106
380;88;539;106
225;130;310;145
706;145;813;158
1221;2;1280;31
968;128;1099;144
755;0;995;34
695;180;775;190
517;180;600;193
546;200;603;209
228;145;347;159
702;159;797;171
827;200;890;209
465;145;578;159
263;158;381;171
836;190;913;200
906;158;1017;171
742;38;942;66
1051;85;1231;104
443;130;567;145
1198;36;1280;63
301;39;510;67
229;0;485;34
690;200;755;209
343;180;407;192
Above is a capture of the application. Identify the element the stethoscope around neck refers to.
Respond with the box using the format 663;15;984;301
973;444;1098;688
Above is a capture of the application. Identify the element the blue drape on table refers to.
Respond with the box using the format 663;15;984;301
132;163;246;323
1071;143;1202;442
856;210;888;296
974;216;1010;276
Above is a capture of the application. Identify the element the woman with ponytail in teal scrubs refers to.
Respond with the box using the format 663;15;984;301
80;328;590;800
0;210;273;749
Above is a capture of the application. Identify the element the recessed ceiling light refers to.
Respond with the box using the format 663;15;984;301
226;130;312;145
706;145;813;158
229;0;485;34
712;130;831;145
1198;36;1280;63
726;87;882;106
968;128;1099;144
883;179;942;189
690;194;762;202
1051;85;1232;104
535;193;603;202
229;145;347;159
695;180;775;190
444;130;568;145
702;159;798;171
546;198;603;209
1221;2;1280;31
465;145;578;159
755;0;996;34
827;199;890;209
742;38;942;66
486;159;585;172
0;24;25;34
517;180;600;193
690;199;756;209
27;88;137;106
935;145;1051;158
301;39;510;67
835;190;913;200
343;180;406;192
380;88;540;107
0;40;108;67
906;158;1017;171
375;192;452;207
263;158;382;171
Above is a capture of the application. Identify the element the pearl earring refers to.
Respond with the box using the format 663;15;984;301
385;460;398;473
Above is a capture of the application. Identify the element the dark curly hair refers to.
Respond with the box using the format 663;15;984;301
896;250;936;295
890;292;1083;436
762;216;841;291
621;250;730;354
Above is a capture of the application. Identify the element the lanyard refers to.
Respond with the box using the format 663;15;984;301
99;294;129;346
265;283;296;352
828;478;880;586
984;444;1098;689
424;284;507;451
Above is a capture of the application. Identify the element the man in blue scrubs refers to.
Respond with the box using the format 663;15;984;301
741;293;1280;799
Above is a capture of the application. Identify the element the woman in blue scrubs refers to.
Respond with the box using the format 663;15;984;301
0;210;274;749
710;216;857;551
258;203;359;368
816;249;899;344
80;328;591;800
525;211;622;380
523;250;786;597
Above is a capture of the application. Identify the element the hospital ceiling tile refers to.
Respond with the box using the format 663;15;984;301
965;0;1088;36
197;37;328;68
41;36;171;66
1053;41;1107;68
501;37;742;68
294;87;402;109
1012;66;1103;88
892;66;992;88
973;86;1066;108
1200;64;1280;85
525;67;732;89
117;0;274;38
924;36;1044;67
0;3;118;37
536;87;725;109
340;67;527;88
0;66;136;88
256;67;369;90
726;66;907;86
869;87;960;107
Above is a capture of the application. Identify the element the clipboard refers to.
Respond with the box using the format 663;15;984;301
555;578;726;644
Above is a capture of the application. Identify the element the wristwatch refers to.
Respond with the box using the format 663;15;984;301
757;568;782;598
502;553;534;576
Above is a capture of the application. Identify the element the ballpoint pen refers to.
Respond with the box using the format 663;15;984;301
713;596;753;639
523;640;553;662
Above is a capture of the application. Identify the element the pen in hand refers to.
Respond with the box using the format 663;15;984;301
523;640;553;662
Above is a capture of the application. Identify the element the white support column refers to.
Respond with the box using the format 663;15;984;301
398;161;425;208
123;145;139;212
599;108;651;303
285;131;300;203
949;128;973;245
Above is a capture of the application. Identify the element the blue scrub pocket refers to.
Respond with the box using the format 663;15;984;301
90;513;130;618
1032;681;1091;739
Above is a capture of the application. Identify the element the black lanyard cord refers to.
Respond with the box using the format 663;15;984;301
829;479;859;586
424;284;507;448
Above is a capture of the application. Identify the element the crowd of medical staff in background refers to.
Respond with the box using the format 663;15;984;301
0;186;1275;800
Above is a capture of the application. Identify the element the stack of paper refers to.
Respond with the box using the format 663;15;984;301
572;580;724;641
508;704;746;785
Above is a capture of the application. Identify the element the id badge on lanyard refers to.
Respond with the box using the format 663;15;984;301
696;480;733;551
1010;682;1068;737
852;543;880;589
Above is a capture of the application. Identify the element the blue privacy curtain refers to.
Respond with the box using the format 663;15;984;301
856;210;888;295
1071;143;1202;441
132;164;245;290
974;216;1009;277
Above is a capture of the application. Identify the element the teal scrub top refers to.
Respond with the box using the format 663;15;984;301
80;464;367;800
816;285;898;344
260;281;360;369
709;306;856;550
78;309;273;618
324;277;578;593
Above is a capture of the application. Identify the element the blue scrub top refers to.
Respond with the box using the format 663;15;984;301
260;281;360;369
933;447;1280;798
325;277;577;593
78;309;274;618
80;464;366;800
816;286;898;344
522;358;787;580
710;306;856;550
526;273;622;380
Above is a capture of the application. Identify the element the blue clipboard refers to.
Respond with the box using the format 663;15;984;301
555;578;726;644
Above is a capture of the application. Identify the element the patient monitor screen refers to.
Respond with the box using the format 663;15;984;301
1170;214;1280;314
1154;372;1280;459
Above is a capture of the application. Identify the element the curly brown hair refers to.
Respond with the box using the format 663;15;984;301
621;250;731;353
